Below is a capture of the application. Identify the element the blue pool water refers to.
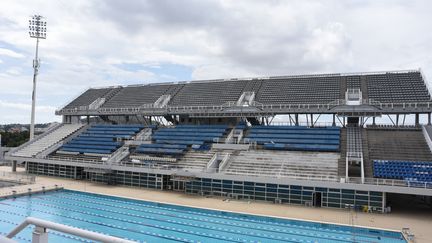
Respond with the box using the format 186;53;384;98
0;190;406;243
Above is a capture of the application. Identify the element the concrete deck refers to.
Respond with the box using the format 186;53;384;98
1;166;430;242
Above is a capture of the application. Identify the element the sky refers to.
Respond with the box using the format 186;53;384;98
0;0;431;124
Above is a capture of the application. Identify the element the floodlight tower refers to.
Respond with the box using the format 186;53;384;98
28;15;46;140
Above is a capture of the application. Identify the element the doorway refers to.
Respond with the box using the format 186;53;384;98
173;180;185;192
313;192;322;207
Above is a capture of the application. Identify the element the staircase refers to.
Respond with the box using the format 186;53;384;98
135;128;152;141
108;145;130;163
360;75;369;100
102;87;122;103
340;76;347;100
11;124;83;158
362;129;372;177
337;128;347;176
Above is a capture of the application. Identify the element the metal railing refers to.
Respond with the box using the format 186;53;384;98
223;169;340;182
56;99;432;116
7;217;134;243
41;156;432;190
218;153;231;172
346;177;432;189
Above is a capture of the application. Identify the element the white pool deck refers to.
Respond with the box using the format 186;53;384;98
0;166;430;243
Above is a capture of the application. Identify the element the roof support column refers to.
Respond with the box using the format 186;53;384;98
428;113;431;125
12;161;17;172
415;113;420;126
396;114;399;126
372;116;376;126
295;114;299;126
310;114;314;127
332;114;336;126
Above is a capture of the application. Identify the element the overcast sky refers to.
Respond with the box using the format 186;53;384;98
0;0;431;124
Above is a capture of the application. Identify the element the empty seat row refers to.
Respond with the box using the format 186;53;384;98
57;124;145;155
366;72;431;103
245;126;341;152
135;143;188;155
134;125;229;157
373;160;432;183
263;143;340;152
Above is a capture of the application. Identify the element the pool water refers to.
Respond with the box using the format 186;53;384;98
0;190;406;243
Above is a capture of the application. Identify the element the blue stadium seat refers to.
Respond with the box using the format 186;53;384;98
373;160;432;184
57;124;146;155
133;125;229;156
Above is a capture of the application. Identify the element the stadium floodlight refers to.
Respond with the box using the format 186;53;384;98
28;15;46;140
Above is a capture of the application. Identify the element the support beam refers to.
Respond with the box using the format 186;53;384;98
295;114;299;126
429;113;431;125
415;113;420;126
32;226;48;243
332;114;336;126
12;161;17;172
396;114;399;126
372;117;376;126
310;114;314;127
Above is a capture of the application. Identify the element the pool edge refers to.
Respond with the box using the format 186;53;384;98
67;188;405;237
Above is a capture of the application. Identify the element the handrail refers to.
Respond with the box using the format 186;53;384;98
56;99;432;115
38;157;432;190
206;153;218;171
218;153;231;172
7;217;134;243
422;125;432;153
224;129;235;144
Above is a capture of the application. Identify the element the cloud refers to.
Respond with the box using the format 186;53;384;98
0;100;56;113
0;100;59;124
0;47;24;58
0;0;432;123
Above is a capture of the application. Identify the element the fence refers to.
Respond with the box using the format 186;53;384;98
0;171;35;184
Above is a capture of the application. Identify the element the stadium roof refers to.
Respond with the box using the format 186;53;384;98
57;69;432;117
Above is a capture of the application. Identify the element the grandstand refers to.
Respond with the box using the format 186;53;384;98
5;69;432;213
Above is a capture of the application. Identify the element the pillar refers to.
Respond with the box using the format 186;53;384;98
32;226;49;243
428;113;431;125
310;114;314;127
295;114;299;126
343;117;346;127
12;160;17;172
415;113;420;126
332;114;336;127
372;117;376;126
382;192;387;213
396;114;399;126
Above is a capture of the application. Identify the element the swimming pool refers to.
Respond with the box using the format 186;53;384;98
0;190;406;243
